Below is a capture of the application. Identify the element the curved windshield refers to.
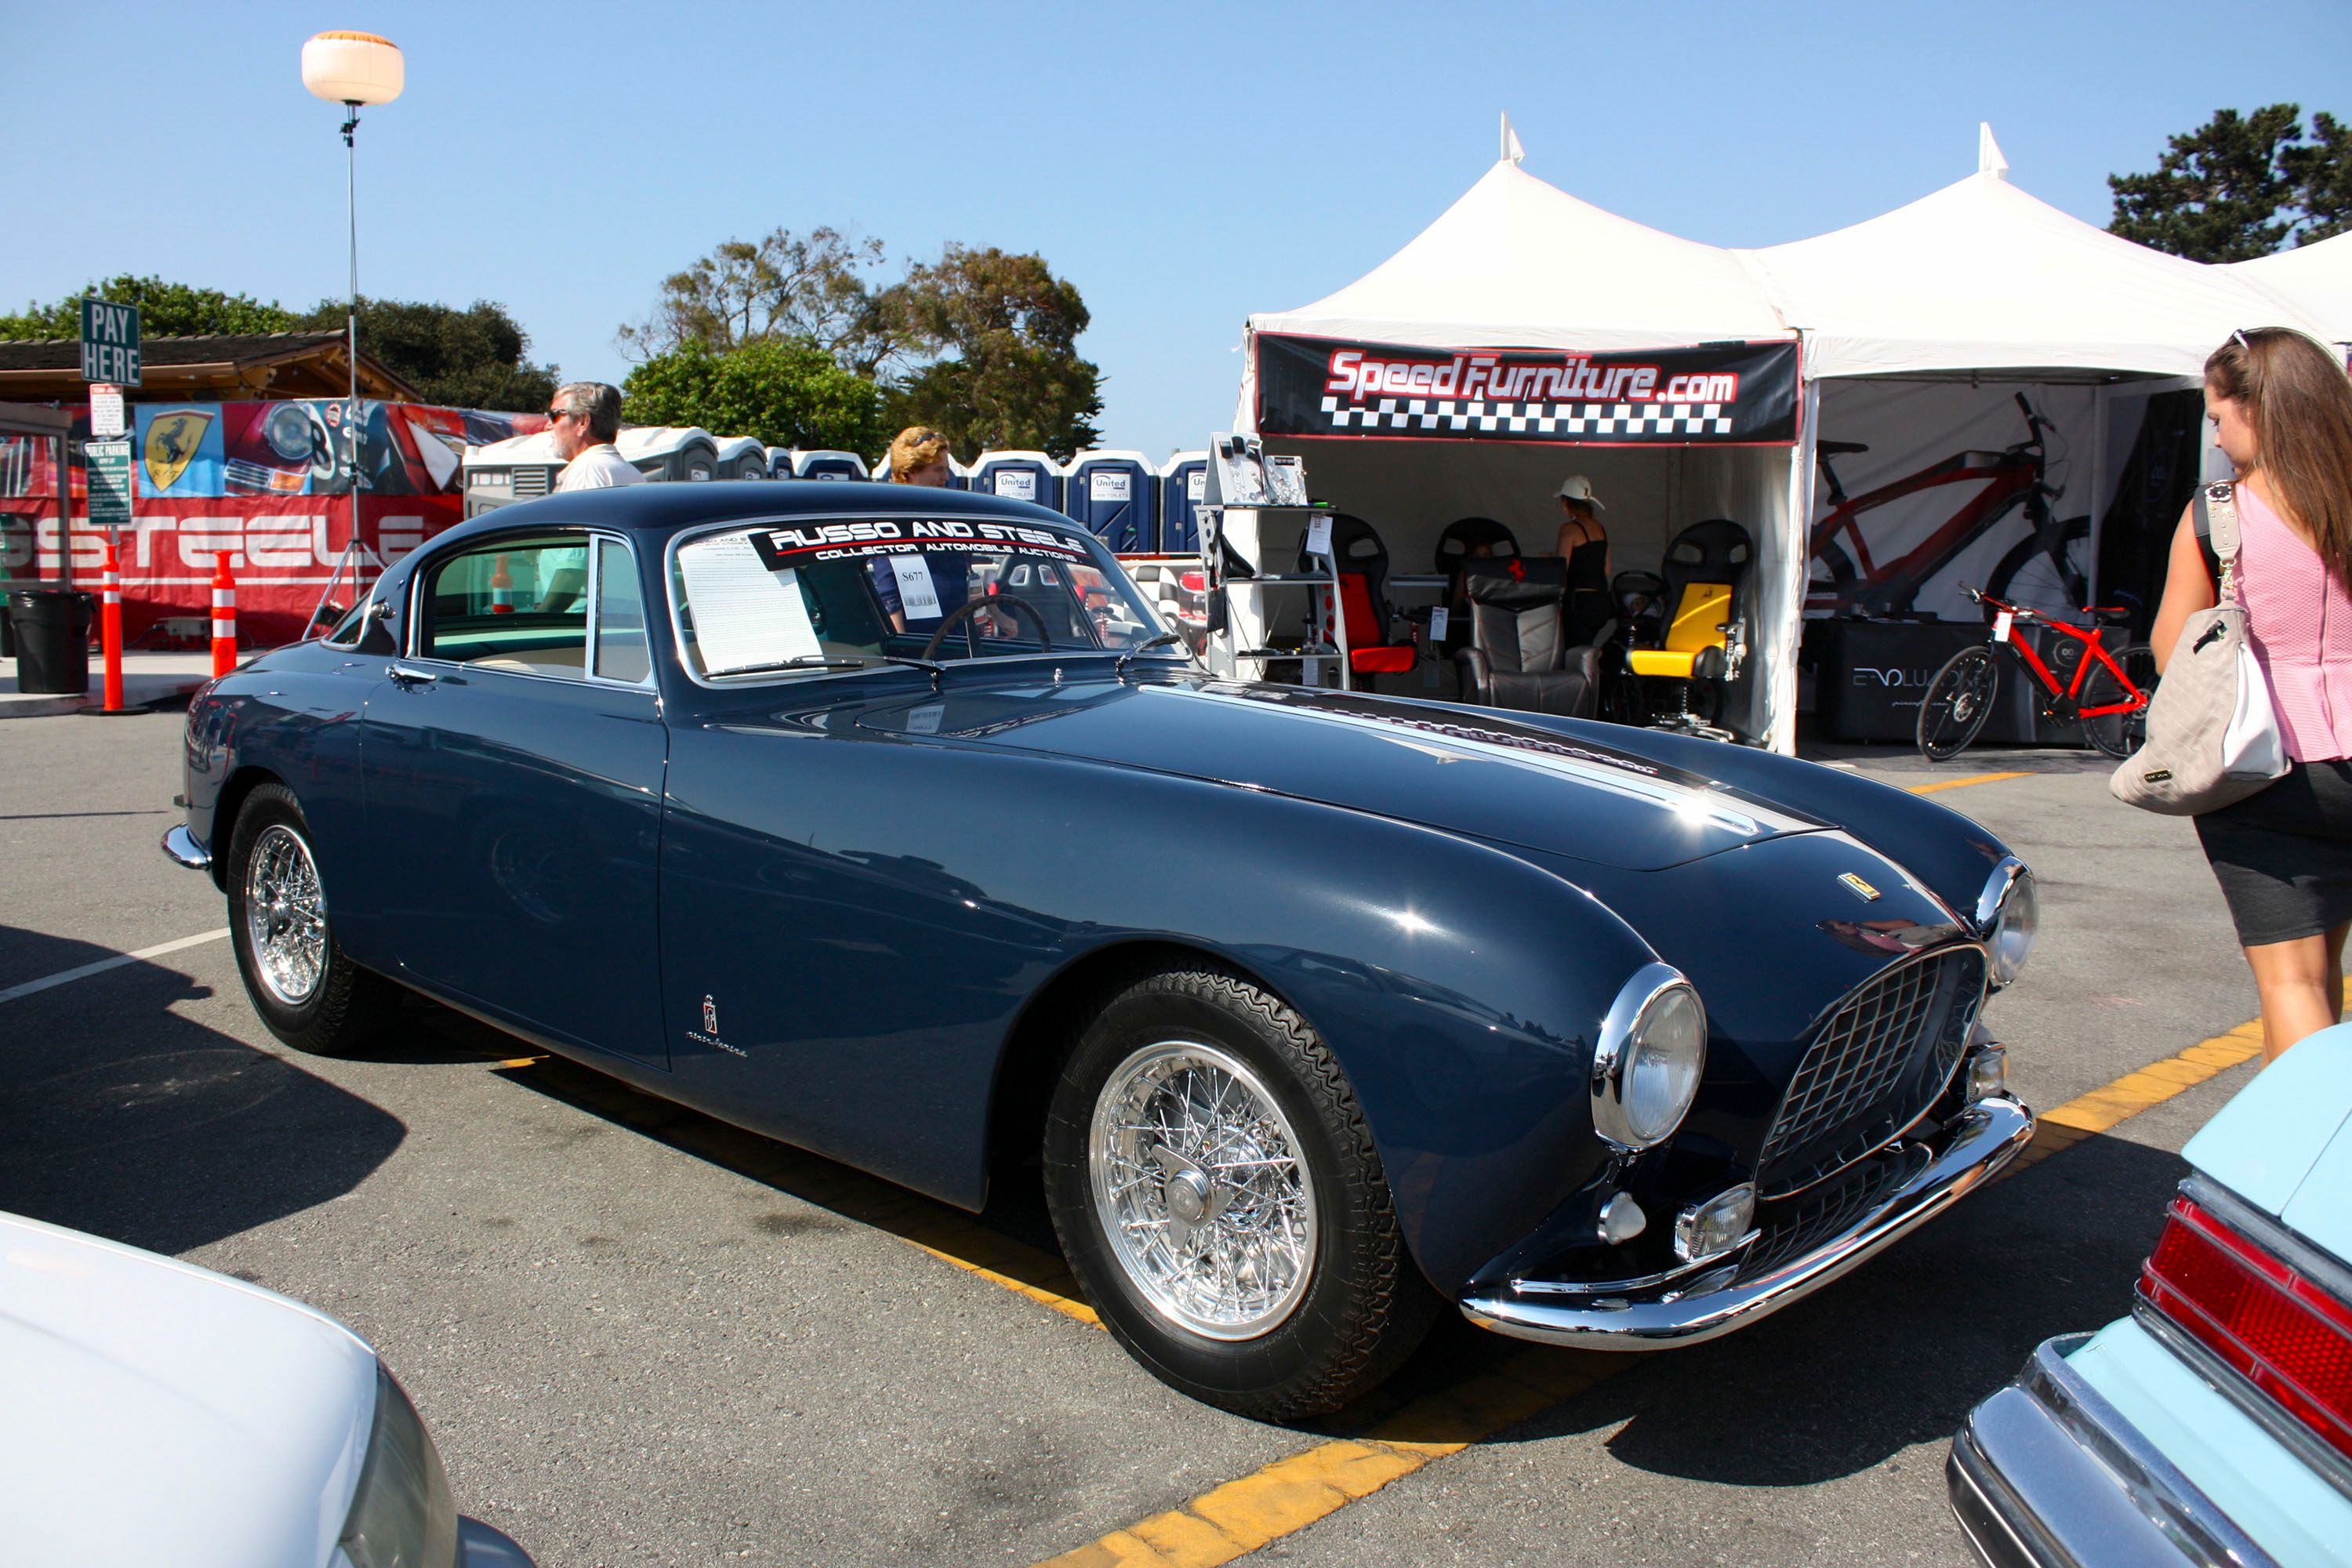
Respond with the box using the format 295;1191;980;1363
668;517;1170;681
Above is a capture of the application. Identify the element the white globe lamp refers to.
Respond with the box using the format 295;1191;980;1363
301;31;404;106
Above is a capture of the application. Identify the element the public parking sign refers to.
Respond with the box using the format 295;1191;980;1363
80;297;141;386
85;439;134;527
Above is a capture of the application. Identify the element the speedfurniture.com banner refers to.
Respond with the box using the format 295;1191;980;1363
1255;333;1801;446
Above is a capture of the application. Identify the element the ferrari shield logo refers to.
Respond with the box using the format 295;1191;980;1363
1838;872;1882;903
143;410;213;492
702;995;719;1035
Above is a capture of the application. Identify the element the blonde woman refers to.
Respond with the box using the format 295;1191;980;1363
875;426;963;630
2152;328;2352;1061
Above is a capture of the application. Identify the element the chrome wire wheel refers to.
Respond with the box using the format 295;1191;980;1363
242;823;327;1006
1088;1040;1319;1341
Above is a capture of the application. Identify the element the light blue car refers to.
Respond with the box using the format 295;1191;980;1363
1949;1023;2352;1566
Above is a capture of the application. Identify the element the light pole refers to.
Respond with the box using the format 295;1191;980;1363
301;30;401;578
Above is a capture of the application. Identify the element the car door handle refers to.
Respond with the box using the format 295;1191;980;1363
387;662;440;688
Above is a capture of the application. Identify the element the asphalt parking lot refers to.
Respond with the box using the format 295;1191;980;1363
0;710;2269;1567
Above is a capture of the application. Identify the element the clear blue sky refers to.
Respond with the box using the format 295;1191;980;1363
5;0;2346;453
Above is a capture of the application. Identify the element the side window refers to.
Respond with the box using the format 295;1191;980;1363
593;538;651;684
420;536;590;677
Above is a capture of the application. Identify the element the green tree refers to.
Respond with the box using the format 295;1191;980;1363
0;274;296;339
296;297;558;412
2108;104;2352;259
616;227;893;372
876;245;1102;459
621;339;887;452
2281;111;2352;244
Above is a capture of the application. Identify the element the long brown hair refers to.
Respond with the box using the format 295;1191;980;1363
2205;328;2352;583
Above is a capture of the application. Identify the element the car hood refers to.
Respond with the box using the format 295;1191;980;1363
2182;1024;2352;1260
0;1210;377;1568
851;674;1831;871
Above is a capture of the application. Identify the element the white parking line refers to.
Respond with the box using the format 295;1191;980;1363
0;929;230;1007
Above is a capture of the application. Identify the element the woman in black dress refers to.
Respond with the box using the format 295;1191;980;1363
1555;474;1614;647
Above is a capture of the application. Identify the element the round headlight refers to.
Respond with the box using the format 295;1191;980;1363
265;402;317;462
1593;965;1708;1149
1989;868;2037;985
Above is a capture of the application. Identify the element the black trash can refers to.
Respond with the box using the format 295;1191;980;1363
9;588;94;695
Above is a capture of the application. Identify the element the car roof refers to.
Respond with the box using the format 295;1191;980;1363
431;480;1089;551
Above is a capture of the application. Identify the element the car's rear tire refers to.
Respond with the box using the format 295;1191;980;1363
1043;964;1438;1420
227;782;393;1056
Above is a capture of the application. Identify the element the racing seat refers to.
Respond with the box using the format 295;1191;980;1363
1453;557;1601;717
1304;515;1416;678
1432;517;1521;655
1627;519;1753;742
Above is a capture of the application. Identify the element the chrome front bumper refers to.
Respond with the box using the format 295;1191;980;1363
1459;1094;2033;1348
161;824;211;872
1947;1335;2277;1568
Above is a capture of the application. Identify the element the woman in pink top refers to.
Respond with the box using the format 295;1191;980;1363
2154;328;2352;1062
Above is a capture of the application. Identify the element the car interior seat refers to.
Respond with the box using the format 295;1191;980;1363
1453;557;1602;717
1301;514;1416;677
1626;519;1753;742
1432;517;1521;655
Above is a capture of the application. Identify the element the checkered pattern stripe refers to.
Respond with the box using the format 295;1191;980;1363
1319;395;1734;438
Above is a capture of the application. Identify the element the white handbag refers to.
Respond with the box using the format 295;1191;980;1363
2110;483;2291;815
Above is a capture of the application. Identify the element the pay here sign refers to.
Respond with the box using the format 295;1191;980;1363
80;297;141;386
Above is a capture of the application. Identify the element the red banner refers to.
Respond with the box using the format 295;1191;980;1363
4;495;463;647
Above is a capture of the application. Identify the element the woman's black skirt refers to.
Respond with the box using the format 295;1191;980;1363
2196;759;2352;945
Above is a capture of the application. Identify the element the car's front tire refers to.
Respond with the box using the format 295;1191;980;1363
1043;965;1438;1420
226;782;392;1056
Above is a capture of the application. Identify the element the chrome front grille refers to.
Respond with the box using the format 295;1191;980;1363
1757;946;1985;1197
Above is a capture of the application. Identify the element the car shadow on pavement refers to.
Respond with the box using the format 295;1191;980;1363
484;1044;1090;1301
1479;1131;2187;1482
0;924;408;1258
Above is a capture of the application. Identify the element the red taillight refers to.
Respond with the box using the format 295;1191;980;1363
2138;1194;2352;1464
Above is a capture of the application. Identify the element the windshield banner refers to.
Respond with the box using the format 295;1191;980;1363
748;517;1089;569
1254;333;1800;446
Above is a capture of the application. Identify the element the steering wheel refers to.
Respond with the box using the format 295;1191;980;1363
920;593;1053;660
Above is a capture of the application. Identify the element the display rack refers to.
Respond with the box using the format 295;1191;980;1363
1199;500;1360;689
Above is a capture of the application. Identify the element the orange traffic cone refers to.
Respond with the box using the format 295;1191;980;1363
210;552;238;677
490;552;515;614
99;537;125;711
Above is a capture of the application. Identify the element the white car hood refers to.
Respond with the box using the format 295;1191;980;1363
0;1211;377;1568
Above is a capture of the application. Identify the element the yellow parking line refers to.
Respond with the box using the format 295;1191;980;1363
1035;1348;1617;1568
2007;1020;2264;1172
1906;771;2031;795
1028;1014;2272;1568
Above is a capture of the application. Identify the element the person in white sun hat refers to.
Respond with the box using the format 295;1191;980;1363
1554;475;1613;644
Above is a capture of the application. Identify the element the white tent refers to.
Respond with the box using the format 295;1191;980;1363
1737;129;2338;719
2233;232;2352;345
1746;140;2314;381
1236;148;1809;749
1245;158;1791;351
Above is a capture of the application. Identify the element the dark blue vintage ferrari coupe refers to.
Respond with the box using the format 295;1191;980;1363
165;482;2038;1417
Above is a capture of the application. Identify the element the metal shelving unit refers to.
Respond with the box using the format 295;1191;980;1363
1199;503;1361;689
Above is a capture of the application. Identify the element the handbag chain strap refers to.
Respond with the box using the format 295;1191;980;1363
2201;481;2246;606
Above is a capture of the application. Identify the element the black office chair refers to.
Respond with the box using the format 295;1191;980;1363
1453;557;1603;718
1626;519;1754;742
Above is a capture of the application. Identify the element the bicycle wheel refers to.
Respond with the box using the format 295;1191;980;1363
1987;517;2091;618
1918;646;1998;763
2078;642;2156;759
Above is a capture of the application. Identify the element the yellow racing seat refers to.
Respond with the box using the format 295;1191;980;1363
1626;582;1733;679
1629;519;1753;741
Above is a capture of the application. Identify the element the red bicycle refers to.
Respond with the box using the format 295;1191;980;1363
1915;585;2157;761
1810;394;2090;618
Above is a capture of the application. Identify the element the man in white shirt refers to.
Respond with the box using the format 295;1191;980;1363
548;383;646;492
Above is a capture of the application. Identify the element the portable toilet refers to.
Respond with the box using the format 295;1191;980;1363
793;449;870;482
1062;450;1159;554
1160;452;1209;554
968;451;1062;511
765;445;797;478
